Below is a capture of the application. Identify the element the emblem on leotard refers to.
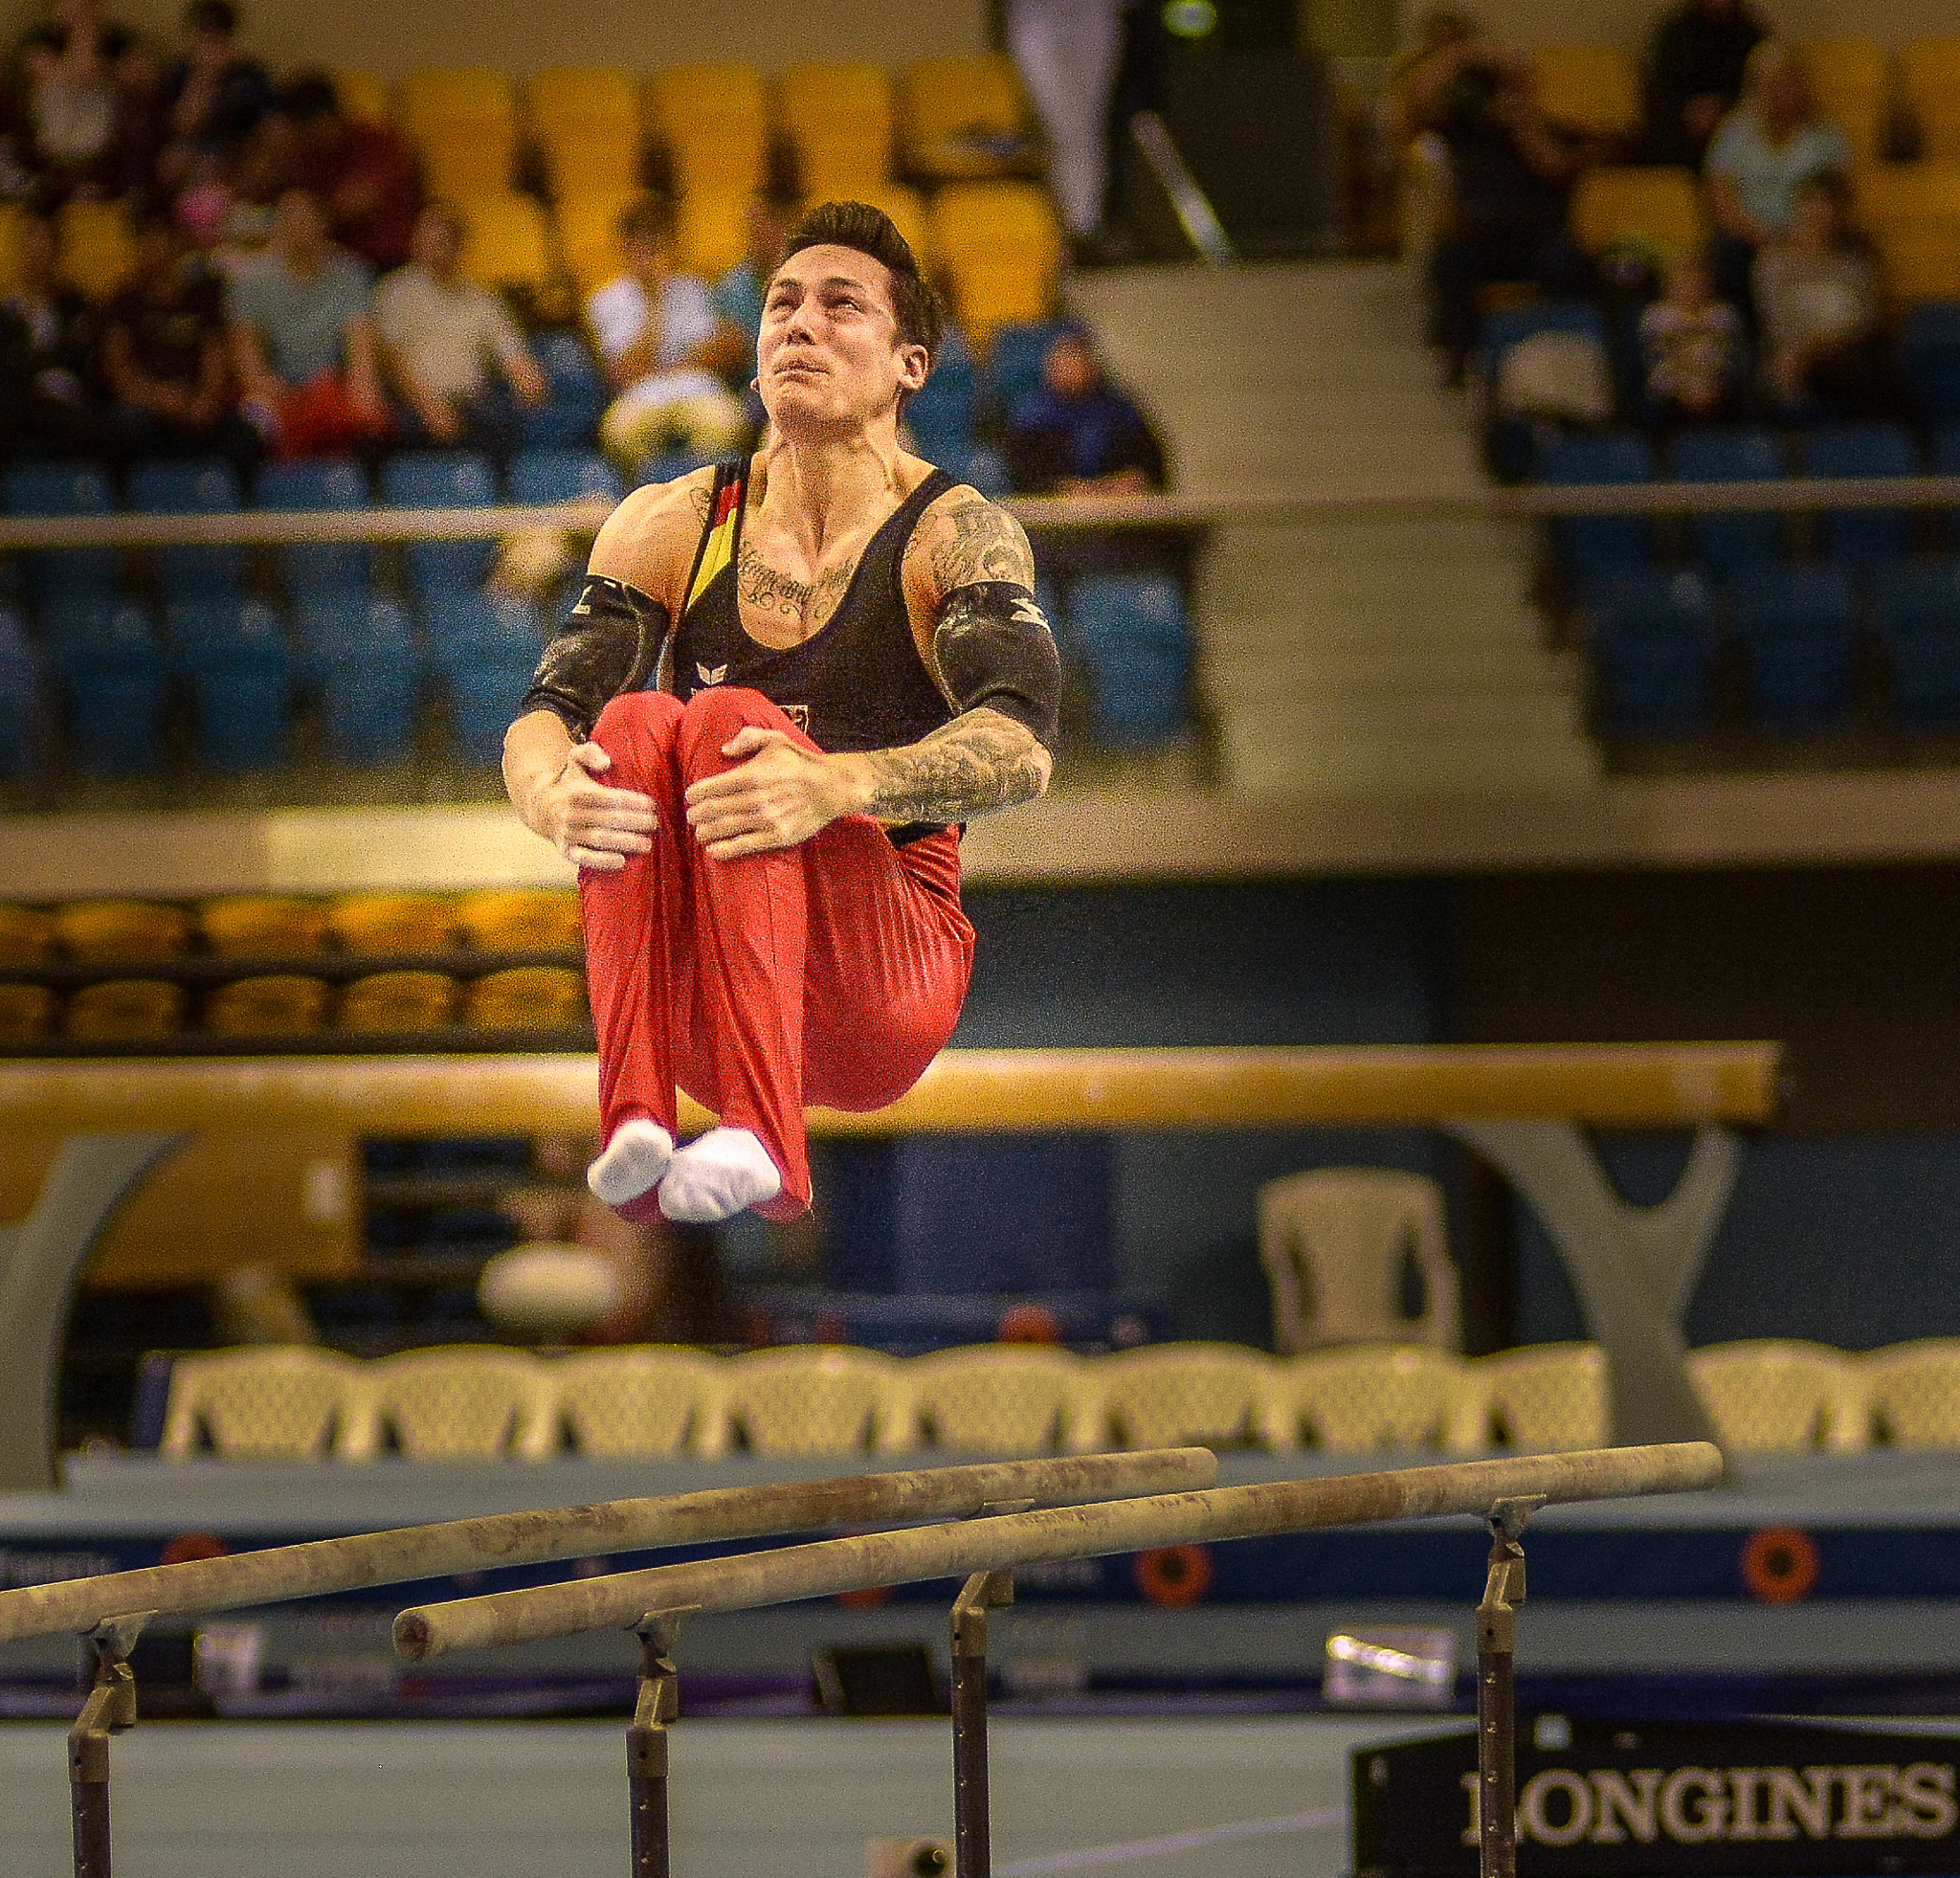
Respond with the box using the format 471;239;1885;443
696;662;727;686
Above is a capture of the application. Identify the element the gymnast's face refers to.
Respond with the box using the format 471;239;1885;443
757;243;927;437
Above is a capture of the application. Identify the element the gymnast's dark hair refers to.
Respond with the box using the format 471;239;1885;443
782;200;943;365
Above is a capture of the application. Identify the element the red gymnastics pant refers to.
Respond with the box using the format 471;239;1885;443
581;686;976;1221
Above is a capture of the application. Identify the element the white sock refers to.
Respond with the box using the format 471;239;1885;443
586;1119;675;1207
657;1127;782;1223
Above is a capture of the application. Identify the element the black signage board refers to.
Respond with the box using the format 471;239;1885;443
1353;1717;1960;1878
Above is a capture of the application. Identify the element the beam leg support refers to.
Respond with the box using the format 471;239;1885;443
70;1614;149;1878
950;1570;1014;1878
1446;1120;1734;1445
628;1610;690;1878
1475;1497;1540;1878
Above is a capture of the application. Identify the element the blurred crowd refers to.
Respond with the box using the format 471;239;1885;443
1399;0;1931;432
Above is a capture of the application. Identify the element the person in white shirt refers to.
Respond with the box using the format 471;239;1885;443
587;195;748;475
374;202;547;454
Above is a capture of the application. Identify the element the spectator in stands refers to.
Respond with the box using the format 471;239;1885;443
1755;176;1909;422
228;184;390;457
265;71;420;272
1705;42;1850;318
374;200;547;455
1637;248;1747;427
100;208;255;462
712;189;794;439
17;0;146;201
1003;323;1164;495
588;194;747;475
0;206;107;455
156;0;270;191
1644;0;1767;167
1405;24;1594;385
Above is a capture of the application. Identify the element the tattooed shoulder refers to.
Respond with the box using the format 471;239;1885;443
912;492;1035;594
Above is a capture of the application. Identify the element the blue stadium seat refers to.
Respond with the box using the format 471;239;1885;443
298;592;421;765
506;449;624;505
380;450;499;597
126;458;243;599
165;598;291;771
45;602;166;773
256;457;371;595
521;326;607;447
422;592;545;763
0;604;43;777
1537;429;1656;592
988;319;1073;420
1730;564;1860;732
1903;302;1960;426
1065;572;1192;745
1873;560;1960;729
1937;426;1960;477
906;339;977;467
635;447;712;488
1668;426;1788;582
1801;423;1921;568
1;460;118;610
1586;570;1718;736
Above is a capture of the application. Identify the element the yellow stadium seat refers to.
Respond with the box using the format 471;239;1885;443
1570;166;1707;257
326;891;460;954
1875;228;1960;303
1089;1344;1289;1451
899;1345;1091;1454
65;979;186;1040
1277;1344;1464;1452
557;189;639;297
777;62;894;194
0;984;55;1043
339;971;457;1031
899;54;1032;181
462;966;587;1027
667;129;769;201
161;1348;364;1461
56;200;137;302
397;70;519;197
1797;40;1890;166
828;183;930;269
332;69;391;125
1687;1340;1867;1451
528;69;643;198
204;974;334;1037
456;886;582;951
457;190;556;297
1904;38;1960;163
1451;1343;1609;1452
675;190;751;279
644;63;768;144
1862;1340;1960;1446
0;202;25;295
55;898;190;960
720;1346;905;1456
199;894;330;957
0;903;56;966
1855;165;1960;302
928;182;1063;343
1531;45;1643;143
555;1346;728;1457
351;1347;559;1461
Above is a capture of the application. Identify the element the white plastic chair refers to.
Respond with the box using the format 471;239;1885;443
897;1345;1090;1455
1687;1340;1868;1452
1257;1168;1461;1354
352;1347;559;1460
1087;1343;1287;1451
158;1347;364;1461
1277;1343;1463;1452
721;1347;904;1456
1862;1340;1960;1447
1453;1343;1610;1453
554;1346;728;1458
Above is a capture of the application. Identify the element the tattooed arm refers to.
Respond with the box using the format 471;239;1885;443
681;487;1055;860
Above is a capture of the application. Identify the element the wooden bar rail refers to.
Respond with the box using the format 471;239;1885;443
0;1450;1215;1644
0;478;1951;551
392;1442;1724;1659
0;1042;1782;1135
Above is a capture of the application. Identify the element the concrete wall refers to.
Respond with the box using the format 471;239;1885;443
2;0;988;79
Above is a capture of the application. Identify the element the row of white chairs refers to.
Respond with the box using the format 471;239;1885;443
153;1336;1960;1464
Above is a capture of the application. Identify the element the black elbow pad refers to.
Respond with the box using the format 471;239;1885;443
517;575;670;740
934;581;1062;750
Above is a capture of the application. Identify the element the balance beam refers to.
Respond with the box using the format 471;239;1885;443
0;1041;1779;1134
0;1449;1214;1644
394;1442;1723;1657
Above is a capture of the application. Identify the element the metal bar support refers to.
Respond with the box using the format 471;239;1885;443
1476;1497;1542;1878
69;1613;149;1878
950;1569;1014;1878
627;1609;692;1878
